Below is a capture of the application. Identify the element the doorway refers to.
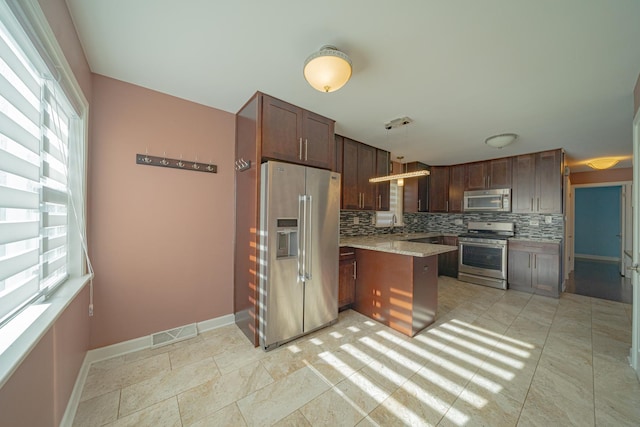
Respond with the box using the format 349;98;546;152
568;182;632;303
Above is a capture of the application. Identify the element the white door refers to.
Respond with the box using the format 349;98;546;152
632;110;640;379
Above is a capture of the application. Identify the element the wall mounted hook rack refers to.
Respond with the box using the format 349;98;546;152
136;154;217;174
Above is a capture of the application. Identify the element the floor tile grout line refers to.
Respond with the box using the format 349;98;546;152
437;289;530;426
513;293;559;426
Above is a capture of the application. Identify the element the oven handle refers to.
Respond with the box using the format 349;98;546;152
459;241;507;250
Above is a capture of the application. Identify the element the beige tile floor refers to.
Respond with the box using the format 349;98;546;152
73;277;640;426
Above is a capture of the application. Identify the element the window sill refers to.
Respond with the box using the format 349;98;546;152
0;274;91;389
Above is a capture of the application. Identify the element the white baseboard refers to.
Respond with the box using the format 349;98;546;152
60;313;235;426
574;254;620;263
59;351;92;427
197;313;235;333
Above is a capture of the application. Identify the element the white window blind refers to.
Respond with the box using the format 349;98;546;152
0;6;76;325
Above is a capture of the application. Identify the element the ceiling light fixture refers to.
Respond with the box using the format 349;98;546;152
586;158;619;170
485;133;518;149
369;155;430;184
303;45;352;93
369;169;430;183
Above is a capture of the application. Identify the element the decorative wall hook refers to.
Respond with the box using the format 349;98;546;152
136;153;217;174
235;158;251;172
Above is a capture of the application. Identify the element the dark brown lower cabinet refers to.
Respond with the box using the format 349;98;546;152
338;247;356;310
508;241;561;297
438;236;459;278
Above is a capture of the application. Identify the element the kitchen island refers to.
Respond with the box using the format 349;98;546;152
340;234;457;337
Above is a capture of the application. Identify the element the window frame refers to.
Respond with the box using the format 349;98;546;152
0;0;90;389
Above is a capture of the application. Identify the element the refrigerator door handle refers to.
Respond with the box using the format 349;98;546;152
298;194;306;281
305;195;313;280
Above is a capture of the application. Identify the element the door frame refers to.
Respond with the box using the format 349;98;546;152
632;107;639;378
570;181;631;270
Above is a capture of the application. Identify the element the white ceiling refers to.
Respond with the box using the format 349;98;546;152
65;0;640;171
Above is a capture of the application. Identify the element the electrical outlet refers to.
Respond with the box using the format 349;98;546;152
413;218;418;224
454;219;463;226
545;216;552;224
353;217;359;225
529;220;539;226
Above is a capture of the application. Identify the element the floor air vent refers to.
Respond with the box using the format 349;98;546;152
151;323;197;348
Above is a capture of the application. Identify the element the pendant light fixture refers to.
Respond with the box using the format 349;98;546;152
303;45;352;93
369;156;430;184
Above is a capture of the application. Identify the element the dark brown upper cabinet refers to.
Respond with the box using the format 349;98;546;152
261;94;335;170
512;149;563;213
375;150;390;211
465;157;512;191
403;162;430;212
342;137;377;210
428;166;449;212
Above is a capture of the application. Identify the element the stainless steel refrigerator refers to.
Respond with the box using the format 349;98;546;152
259;161;340;350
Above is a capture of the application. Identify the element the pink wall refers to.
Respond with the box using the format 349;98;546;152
88;74;235;348
571;167;633;185
0;288;90;427
37;0;92;101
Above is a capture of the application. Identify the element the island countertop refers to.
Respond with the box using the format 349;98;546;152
340;233;458;257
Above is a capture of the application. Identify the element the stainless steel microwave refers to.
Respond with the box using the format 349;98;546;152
463;188;511;212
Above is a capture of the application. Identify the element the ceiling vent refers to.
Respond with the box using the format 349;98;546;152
384;117;413;130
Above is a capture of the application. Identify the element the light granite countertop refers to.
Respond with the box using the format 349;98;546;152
509;237;562;244
340;233;458;257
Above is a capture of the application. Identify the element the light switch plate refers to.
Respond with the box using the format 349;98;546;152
353;217;359;225
454;219;463;225
529;220;539;226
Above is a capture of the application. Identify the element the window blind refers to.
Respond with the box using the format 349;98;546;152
0;8;71;325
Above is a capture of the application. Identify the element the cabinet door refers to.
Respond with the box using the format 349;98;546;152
334;134;343;174
465;162;487;190
429;166;449;212
339;257;356;309
448;164;465;213
512;154;536;213
341;138;360;209
403;179;419;213
261;96;302;163
532;253;560;296
404;162;429;212
487;158;512;189
358;144;377;210
375;150;390;211
302;110;334;169
536;150;562;213
507;249;532;288
439;236;459;277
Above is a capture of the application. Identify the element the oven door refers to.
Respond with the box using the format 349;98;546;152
458;241;507;280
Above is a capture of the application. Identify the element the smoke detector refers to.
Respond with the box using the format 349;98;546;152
384;117;413;130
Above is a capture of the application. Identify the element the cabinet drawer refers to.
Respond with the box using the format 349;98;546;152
340;246;356;258
509;241;559;255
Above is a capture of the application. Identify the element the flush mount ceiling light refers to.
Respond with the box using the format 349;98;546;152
586;158;619;170
303;45;352;93
485;133;518;149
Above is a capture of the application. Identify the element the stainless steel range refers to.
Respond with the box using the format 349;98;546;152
458;221;514;290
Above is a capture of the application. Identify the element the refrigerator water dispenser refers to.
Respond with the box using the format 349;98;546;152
276;218;298;259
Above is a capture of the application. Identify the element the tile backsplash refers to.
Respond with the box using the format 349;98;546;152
340;210;564;240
